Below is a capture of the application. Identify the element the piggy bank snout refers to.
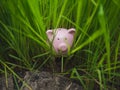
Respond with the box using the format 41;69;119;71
58;44;68;52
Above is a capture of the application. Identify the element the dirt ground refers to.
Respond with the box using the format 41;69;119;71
0;71;83;90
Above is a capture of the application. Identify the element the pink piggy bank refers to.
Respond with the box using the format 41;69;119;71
46;28;75;54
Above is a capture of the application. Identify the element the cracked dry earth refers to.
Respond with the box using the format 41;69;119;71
0;71;83;90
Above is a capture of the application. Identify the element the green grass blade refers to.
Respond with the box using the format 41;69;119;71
71;29;103;54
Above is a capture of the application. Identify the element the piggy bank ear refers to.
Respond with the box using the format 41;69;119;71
46;30;53;41
68;28;75;35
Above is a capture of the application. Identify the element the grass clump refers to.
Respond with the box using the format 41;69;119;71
0;0;120;89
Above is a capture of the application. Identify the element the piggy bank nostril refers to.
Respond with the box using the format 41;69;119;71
59;46;67;52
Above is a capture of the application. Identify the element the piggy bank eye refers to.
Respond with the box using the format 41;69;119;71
64;37;67;40
57;38;60;40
